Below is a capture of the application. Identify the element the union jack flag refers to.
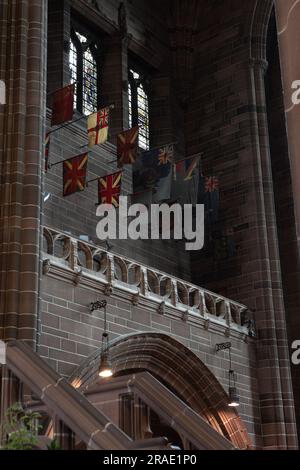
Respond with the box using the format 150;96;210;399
205;176;219;193
98;171;122;207
158;145;173;167
198;175;219;223
117;127;139;167
87;107;110;148
63;153;88;197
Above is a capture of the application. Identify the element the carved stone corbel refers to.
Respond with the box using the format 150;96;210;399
204;319;210;330
132;291;140;306
157;301;165;315
224;327;231;338
73;266;82;286
182;309;189;322
42;259;51;275
104;283;113;296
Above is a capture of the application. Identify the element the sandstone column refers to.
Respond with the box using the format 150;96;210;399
0;0;47;347
248;57;298;449
275;0;300;247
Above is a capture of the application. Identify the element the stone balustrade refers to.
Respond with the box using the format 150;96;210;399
42;226;252;334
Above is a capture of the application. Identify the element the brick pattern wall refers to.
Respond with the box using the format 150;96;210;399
45;0;191;280
183;0;298;448
39;272;262;447
39;0;299;449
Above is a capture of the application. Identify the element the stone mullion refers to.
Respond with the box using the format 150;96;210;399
101;34;128;143
249;58;297;449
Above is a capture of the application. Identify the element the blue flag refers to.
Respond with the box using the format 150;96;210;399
133;145;173;203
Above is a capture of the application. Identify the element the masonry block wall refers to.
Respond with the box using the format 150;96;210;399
45;0;190;280
39;271;262;447
184;0;298;448
41;0;299;449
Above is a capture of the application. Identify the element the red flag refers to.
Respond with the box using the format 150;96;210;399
63;153;88;197
51;84;74;126
98;171;122;207
45;133;50;173
117;127;139;167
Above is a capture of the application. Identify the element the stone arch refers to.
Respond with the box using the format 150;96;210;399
249;0;274;61
70;332;252;450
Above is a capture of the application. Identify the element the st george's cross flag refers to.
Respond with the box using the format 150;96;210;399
51;84;75;126
87;107;110;148
98;171;122;207
117;127;139;167
45;133;50;173
63;153;88;197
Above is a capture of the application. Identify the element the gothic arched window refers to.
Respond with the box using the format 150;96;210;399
128;69;150;150
69;29;99;115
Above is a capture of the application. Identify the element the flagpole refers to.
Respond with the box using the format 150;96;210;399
49;103;115;137
47;114;87;136
140;141;178;153
49;151;89;169
175;152;204;165
129;187;153;198
86;170;123;187
105;140;178;165
46;81;80;97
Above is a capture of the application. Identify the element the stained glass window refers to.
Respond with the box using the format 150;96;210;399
83;48;98;115
128;69;150;150
69;29;99;115
69;38;78;109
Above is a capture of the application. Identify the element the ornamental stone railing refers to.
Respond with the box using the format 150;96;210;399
42;226;253;334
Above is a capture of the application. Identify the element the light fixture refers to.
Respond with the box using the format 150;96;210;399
228;355;239;407
90;299;113;378
228;387;239;407
99;332;113;378
216;342;240;407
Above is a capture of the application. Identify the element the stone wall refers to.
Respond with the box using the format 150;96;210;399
45;0;191;280
39;245;262;447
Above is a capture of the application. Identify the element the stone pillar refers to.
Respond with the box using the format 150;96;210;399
274;0;300;445
101;33;129;144
47;0;71;101
248;58;298;449
275;0;300;246
0;0;47;346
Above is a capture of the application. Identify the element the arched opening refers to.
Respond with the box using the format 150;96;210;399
70;332;251;449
